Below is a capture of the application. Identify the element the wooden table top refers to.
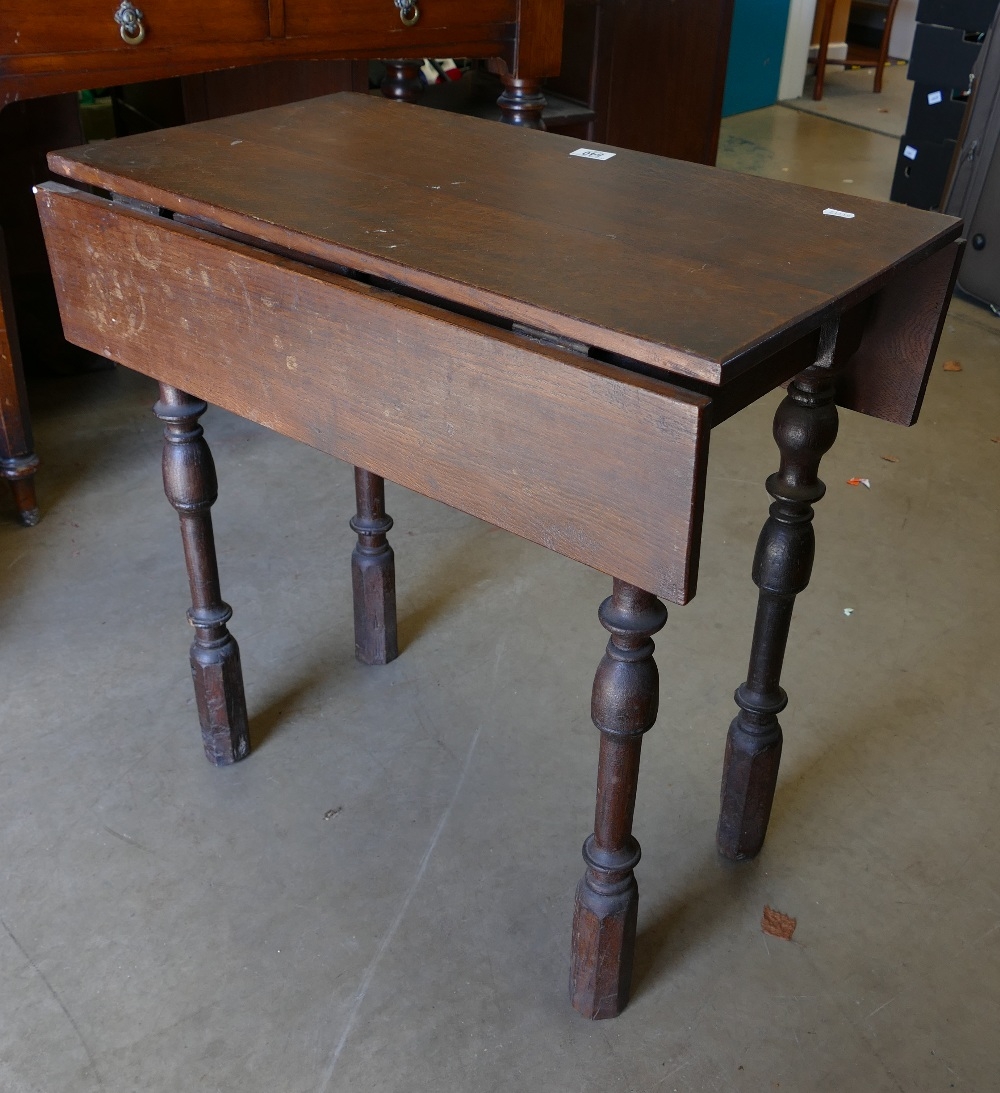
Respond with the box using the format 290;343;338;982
48;92;961;386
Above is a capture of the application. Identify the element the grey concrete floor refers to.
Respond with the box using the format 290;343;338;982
2;107;998;1092
784;61;912;139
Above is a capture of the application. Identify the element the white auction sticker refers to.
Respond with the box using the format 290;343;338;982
570;148;616;161
903;145;918;160
928;90;943;105
823;208;856;219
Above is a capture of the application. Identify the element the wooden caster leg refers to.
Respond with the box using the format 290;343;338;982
717;356;839;860
154;384;249;766
381;60;423;104
570;579;667;1019
497;75;547;129
3;458;41;526
1;227;41;527
351;467;398;666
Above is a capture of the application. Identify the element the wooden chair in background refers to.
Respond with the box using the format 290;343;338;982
812;0;901;100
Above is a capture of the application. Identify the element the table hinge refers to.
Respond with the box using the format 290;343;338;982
814;317;839;369
512;322;590;357
112;192;163;217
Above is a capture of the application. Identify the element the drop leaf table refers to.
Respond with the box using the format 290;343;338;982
35;93;962;1019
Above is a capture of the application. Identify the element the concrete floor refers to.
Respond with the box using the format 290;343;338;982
784;60;912;139
2;107;998;1092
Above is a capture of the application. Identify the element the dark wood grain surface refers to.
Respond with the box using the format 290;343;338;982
48;92;961;385
549;0;734;165
37;183;710;604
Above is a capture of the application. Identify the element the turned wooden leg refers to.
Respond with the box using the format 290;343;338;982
717;361;839;861
381;60;423;104
154;385;249;767
570;579;667;1020
351;467;398;666
812;0;836;101
0;228;40;526
497;76;547;129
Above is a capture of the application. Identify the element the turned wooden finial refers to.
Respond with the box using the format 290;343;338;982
381;60;424;104
497;76;547;129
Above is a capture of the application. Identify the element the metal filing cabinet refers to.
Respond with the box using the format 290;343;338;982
891;0;1000;209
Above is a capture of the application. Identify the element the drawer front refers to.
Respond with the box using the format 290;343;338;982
908;24;984;90
906;83;970;144
916;0;999;32
889;135;956;210
37;183;710;605
284;0;515;49
2;0;269;57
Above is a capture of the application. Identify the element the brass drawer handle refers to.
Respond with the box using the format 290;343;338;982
394;0;419;26
114;1;146;44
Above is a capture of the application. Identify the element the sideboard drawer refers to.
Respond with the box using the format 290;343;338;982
284;0;515;48
2;0;269;57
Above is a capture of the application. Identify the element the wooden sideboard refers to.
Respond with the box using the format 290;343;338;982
0;1;562;109
547;0;735;165
0;0;564;524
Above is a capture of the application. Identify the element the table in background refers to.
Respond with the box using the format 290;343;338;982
36;93;961;1018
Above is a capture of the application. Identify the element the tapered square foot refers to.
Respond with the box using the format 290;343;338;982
717;719;782;861
569;876;638;1019
191;638;250;766
352;546;398;666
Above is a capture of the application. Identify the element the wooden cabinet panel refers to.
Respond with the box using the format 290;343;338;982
1;0;269;56
548;0;734;165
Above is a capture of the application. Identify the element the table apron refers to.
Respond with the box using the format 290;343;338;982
37;183;711;605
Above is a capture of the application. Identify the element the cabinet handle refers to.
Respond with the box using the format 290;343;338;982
114;1;146;44
394;0;419;27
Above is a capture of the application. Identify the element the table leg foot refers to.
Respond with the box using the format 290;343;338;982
718;685;785;862
570;579;666;1019
189;620;248;767
717;364;838;861
3;455;41;526
1;226;41;528
351;467;398;666
155;384;250;767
